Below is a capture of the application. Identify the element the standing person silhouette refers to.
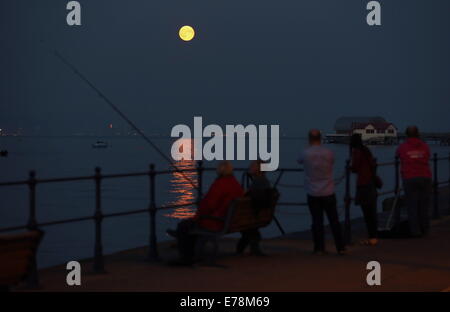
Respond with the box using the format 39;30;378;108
396;126;432;237
298;129;346;255
350;133;379;246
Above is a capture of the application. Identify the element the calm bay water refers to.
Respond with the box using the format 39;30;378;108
1;136;449;268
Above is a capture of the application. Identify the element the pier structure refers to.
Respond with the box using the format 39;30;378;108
326;117;450;145
325;132;450;145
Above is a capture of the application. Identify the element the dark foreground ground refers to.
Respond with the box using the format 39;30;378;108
22;188;450;292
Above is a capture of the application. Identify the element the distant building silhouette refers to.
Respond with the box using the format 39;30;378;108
334;116;387;134
327;117;397;145
352;122;397;143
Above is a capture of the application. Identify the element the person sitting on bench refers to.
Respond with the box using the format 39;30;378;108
169;160;244;265
236;160;271;256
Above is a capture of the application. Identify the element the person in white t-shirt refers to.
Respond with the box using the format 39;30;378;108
298;129;346;255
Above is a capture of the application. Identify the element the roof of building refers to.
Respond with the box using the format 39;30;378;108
334;116;386;132
352;122;396;131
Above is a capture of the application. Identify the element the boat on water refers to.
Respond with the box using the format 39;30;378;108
92;141;108;148
0;150;8;157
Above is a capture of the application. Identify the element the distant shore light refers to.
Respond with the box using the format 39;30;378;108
179;25;195;42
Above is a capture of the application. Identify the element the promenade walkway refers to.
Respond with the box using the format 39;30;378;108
29;188;450;292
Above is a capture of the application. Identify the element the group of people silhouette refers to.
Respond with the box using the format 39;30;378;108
167;125;432;265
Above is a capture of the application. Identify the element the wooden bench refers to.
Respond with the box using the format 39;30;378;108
0;230;44;291
192;188;279;264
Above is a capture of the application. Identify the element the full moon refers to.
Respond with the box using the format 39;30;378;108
179;25;195;41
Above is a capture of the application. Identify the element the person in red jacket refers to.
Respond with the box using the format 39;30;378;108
195;162;244;232
350;134;378;246
169;161;244;265
396;126;432;237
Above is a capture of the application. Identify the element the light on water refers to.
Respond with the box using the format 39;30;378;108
164;158;198;219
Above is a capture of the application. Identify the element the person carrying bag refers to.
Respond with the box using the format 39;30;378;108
350;134;381;246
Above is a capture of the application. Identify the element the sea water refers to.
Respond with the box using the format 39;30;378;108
0;136;449;268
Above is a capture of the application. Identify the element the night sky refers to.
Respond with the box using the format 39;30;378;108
1;0;450;136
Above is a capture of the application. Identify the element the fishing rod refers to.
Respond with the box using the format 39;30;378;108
54;49;287;236
53;50;198;189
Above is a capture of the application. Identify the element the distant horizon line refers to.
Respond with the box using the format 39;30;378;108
2;130;450;139
0;134;309;140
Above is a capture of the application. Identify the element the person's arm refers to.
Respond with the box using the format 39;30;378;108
236;180;245;197
196;180;222;217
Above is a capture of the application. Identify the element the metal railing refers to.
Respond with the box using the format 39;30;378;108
0;161;305;287
1;153;450;287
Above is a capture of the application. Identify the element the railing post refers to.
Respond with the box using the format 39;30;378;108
432;153;439;219
147;164;159;261
93;167;105;273
343;159;352;245
26;170;39;288
394;155;402;226
197;160;203;203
